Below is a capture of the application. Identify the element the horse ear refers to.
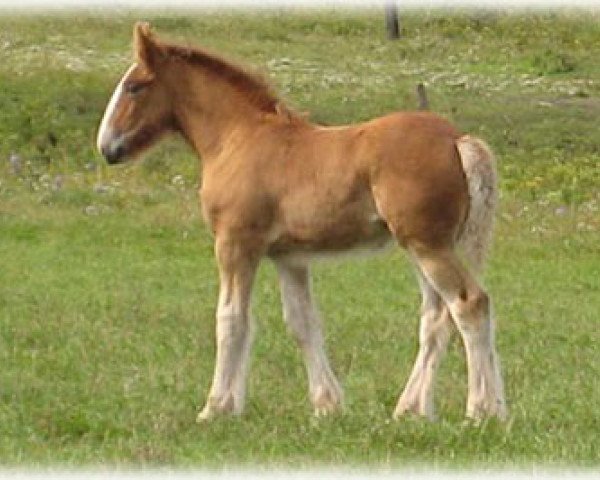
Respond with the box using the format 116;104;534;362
134;22;163;69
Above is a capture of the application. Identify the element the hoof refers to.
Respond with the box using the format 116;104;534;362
196;404;219;423
196;394;236;423
314;403;343;418
312;384;343;418
392;406;436;422
393;395;435;421
466;399;508;422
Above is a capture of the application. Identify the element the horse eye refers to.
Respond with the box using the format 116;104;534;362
124;82;146;95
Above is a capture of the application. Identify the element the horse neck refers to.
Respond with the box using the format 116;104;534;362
169;63;265;160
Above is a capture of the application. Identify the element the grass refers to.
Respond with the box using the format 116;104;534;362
0;8;599;468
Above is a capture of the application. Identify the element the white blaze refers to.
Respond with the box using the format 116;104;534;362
96;63;138;153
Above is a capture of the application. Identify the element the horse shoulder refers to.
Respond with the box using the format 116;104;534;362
200;147;277;238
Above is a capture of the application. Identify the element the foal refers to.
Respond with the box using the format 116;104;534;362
97;23;507;422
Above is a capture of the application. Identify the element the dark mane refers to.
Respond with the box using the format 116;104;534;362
161;42;281;114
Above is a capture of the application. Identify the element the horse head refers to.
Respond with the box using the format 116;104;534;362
97;22;175;164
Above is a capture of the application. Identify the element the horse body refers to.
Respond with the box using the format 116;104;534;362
97;22;507;422
201;111;467;259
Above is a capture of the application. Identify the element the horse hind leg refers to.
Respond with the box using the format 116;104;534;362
394;263;453;420
410;246;507;420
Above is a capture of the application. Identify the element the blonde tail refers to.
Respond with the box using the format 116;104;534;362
455;135;499;275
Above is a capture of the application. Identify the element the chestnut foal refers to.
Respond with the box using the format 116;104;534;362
97;23;506;422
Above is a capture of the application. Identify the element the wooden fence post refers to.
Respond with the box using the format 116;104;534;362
416;83;429;110
385;2;400;40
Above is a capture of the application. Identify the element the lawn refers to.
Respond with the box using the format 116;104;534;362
0;8;599;468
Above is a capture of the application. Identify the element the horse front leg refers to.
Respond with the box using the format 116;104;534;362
276;259;343;417
197;235;261;422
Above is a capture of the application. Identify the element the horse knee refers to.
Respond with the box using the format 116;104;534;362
216;309;250;347
281;293;321;348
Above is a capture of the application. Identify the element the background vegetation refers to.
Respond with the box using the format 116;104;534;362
0;9;599;467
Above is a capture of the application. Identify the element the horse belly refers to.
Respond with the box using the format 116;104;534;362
267;191;393;261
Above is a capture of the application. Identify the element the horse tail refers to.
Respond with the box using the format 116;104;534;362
455;135;499;275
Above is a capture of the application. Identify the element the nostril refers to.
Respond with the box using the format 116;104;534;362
103;144;124;164
100;139;127;164
114;144;125;157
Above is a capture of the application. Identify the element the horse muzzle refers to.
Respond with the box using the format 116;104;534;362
98;131;128;164
100;142;127;164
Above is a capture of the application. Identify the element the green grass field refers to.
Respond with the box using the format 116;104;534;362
0;9;599;468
